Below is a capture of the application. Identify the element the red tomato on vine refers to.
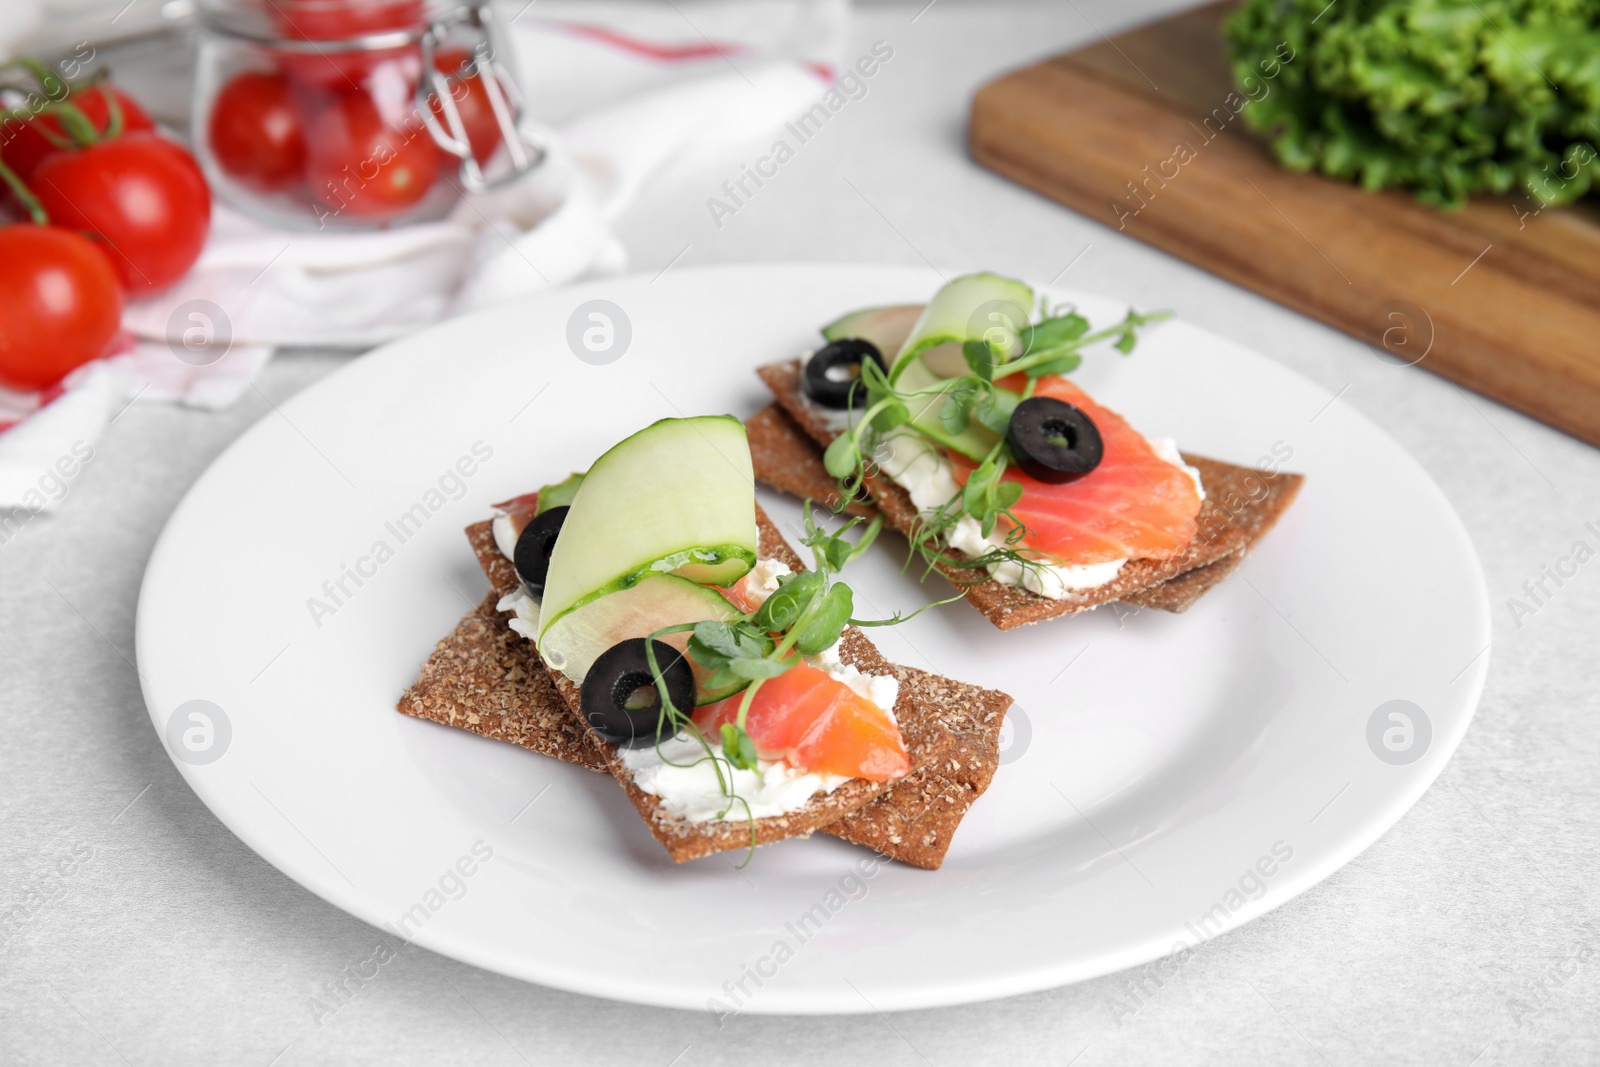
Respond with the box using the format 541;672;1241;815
0;225;124;391
31;133;212;294
0;82;154;186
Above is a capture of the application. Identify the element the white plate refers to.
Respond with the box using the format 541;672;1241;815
136;264;1489;1014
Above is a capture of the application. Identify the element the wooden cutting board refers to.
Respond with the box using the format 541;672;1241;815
969;1;1600;448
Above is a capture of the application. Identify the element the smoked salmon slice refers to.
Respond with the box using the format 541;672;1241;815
491;491;542;541
693;663;910;781
949;375;1202;565
715;570;768;615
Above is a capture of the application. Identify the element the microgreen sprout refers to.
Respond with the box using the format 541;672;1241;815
639;504;925;862
826;305;1170;578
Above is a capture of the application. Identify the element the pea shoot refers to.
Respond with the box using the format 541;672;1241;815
629;498;958;867
824;303;1170;580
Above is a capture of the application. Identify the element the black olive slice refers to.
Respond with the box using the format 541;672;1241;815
1006;397;1104;484
581;639;696;748
513;505;568;595
802;339;886;410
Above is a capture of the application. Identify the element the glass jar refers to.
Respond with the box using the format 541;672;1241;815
193;0;540;231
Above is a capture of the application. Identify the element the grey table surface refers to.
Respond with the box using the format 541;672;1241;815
3;2;1598;1064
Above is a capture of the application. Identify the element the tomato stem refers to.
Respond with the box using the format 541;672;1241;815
102;86;124;140
0;155;47;224
2;104;76;150
0;57;68;101
46;99;99;146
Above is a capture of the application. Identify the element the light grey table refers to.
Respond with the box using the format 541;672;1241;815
3;3;1597;1064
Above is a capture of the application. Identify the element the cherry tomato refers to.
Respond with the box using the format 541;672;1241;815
0;225;123;391
428;48;503;165
271;0;424;90
304;90;438;220
31;133;211;294
207;71;306;192
0;83;154;186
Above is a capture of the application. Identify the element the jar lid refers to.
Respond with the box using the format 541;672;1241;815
199;0;470;46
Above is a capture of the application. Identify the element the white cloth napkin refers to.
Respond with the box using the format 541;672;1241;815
0;0;842;511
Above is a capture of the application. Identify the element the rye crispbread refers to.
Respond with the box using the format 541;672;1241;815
745;403;877;518
426;511;1010;866
1119;552;1244;614
749;511;1010;867
821;685;1010;868
751;360;1304;629
397;593;610;770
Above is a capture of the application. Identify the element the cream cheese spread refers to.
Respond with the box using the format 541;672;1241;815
873;426;1205;599
493;530;900;822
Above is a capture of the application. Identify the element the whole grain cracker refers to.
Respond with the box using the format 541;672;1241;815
748;399;1254;617
820;675;1011;869
453;510;1012;865
397;593;609;771
750;511;1010;867
752;361;1304;629
745;403;877;518
1119;551;1244;613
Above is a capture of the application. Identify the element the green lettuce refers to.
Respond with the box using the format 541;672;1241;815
1226;0;1600;207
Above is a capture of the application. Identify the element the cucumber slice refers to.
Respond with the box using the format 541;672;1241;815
895;356;1001;461
538;573;740;692
537;416;757;641
821;304;924;355
889;273;1035;384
